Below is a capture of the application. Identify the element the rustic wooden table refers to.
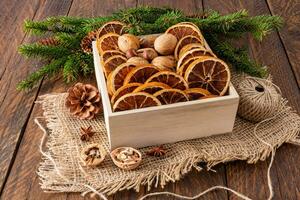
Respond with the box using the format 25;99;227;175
0;0;299;199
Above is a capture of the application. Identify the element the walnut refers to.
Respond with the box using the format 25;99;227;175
81;144;106;167
110;147;142;170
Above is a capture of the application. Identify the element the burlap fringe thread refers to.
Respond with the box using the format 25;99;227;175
35;77;300;200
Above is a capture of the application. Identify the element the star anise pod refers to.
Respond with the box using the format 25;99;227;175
80;126;95;141
146;145;166;157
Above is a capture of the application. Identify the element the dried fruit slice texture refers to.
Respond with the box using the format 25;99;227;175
177;56;199;77
184;56;231;96
153;88;189;105
146;71;188;90
107;63;136;95
174;35;203;60
97;33;120;54
102;55;127;78
124;65;161;84
177;22;200;31
177;48;216;71
179;43;206;58
166;23;204;42
97;21;126;38
101;50;125;62
111;83;142;105
184;88;211;100
113;92;161;112
133;82;171;94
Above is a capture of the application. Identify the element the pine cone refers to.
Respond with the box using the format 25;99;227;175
38;37;59;46
65;83;102;120
80;30;98;54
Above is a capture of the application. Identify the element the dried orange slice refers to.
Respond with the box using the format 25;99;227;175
184;56;231;96
102;55;127;77
177;22;200;31
153;88;189;105
166;23;204;42
113;92;161;112
133;82;171;94
179;43;206;58
97;33;120;54
177;56;200;77
124;65;161;84
184;88;211;100
174;35;203;60
97;21;126;38
110;83;142;105
146;71;188;90
107;63;136;95
101;50;125;62
177;48;216;71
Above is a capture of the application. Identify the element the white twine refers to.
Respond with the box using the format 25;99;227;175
34;77;287;200
138;77;283;200
35;118;108;200
35;116;277;200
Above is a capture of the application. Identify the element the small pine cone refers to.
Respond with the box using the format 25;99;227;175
80;30;98;54
65;83;102;120
38;37;59;46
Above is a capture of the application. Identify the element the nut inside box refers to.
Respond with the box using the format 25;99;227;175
92;38;239;149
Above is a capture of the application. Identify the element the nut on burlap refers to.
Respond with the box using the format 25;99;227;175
236;76;282;123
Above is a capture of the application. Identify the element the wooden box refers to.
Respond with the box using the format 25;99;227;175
92;41;239;149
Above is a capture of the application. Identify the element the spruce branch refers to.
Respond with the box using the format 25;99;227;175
112;6;173;24
19;43;71;59
63;55;81;82
17;57;67;90
17;7;283;90
207;34;268;78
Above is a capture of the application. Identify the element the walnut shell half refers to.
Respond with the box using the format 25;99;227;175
81;143;106;167
110;147;142;170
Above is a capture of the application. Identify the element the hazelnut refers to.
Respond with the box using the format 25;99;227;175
137;48;158;61
139;34;159;48
154;33;177;55
125;48;137;58
151;56;176;70
127;56;149;65
118;34;140;53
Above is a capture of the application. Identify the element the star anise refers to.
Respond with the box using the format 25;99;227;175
80;126;95;141
146;145;166;157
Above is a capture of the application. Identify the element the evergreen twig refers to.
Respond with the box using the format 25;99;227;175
18;7;282;90
19;43;71;59
17;57;67;90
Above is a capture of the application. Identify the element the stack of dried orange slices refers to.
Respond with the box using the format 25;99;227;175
96;21;231;112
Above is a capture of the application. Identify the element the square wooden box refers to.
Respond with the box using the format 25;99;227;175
92;40;239;149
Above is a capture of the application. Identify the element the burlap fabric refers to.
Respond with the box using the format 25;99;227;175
37;77;300;196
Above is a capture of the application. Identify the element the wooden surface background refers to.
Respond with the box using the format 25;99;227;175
0;0;299;199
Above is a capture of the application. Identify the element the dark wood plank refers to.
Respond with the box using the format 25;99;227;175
0;0;73;195
0;0;73;199
203;0;300;199
267;0;300;87
1;0;134;200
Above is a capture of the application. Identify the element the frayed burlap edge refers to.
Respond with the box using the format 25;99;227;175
36;92;300;196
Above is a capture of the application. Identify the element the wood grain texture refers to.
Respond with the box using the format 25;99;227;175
1;0;133;200
0;0;73;195
203;0;300;199
0;0;299;199
267;0;300;87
